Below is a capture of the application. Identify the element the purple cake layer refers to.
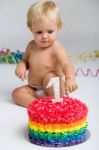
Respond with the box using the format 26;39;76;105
28;130;90;147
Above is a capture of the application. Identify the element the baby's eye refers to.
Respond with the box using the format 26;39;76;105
48;30;54;34
36;31;42;34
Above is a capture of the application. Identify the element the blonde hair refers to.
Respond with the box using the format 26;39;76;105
27;0;63;30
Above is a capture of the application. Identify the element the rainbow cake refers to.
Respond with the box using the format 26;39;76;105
27;96;89;147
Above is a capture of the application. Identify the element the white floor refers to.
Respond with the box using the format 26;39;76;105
0;61;99;150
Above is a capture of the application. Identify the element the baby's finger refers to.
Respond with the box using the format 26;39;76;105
65;87;69;95
24;71;27;80
71;84;78;92
18;74;22;79
21;74;26;81
21;78;24;81
17;73;24;81
69;86;74;93
75;84;78;90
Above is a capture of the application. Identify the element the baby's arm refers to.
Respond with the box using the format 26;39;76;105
15;42;30;80
54;42;78;94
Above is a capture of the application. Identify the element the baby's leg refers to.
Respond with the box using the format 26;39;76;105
43;73;66;97
12;85;37;107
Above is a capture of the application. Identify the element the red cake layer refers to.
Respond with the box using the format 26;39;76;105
28;96;88;124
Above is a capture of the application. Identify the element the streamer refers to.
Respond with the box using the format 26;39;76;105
75;68;99;77
0;48;99;64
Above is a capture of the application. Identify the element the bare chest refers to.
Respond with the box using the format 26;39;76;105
28;49;55;71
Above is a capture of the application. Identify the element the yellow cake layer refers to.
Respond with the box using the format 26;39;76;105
28;117;87;132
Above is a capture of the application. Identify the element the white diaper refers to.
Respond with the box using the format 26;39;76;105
29;85;45;97
29;76;65;98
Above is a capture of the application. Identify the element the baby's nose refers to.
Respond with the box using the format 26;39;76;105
42;33;48;38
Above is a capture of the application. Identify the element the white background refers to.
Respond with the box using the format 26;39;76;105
0;0;99;53
0;0;99;150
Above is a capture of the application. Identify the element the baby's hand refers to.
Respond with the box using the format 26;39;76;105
15;62;27;81
65;78;78;95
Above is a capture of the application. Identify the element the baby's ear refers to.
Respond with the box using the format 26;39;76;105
27;25;32;32
29;27;32;32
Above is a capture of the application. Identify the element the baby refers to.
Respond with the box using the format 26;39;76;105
12;0;78;107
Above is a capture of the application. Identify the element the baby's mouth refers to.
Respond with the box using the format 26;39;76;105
41;41;48;42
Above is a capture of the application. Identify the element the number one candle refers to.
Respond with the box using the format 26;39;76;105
47;77;62;102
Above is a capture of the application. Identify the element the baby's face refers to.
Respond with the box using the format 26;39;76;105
31;18;58;48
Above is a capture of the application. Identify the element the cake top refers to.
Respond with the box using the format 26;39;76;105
28;96;88;124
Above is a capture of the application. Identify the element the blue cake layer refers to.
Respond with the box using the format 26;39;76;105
28;130;89;147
